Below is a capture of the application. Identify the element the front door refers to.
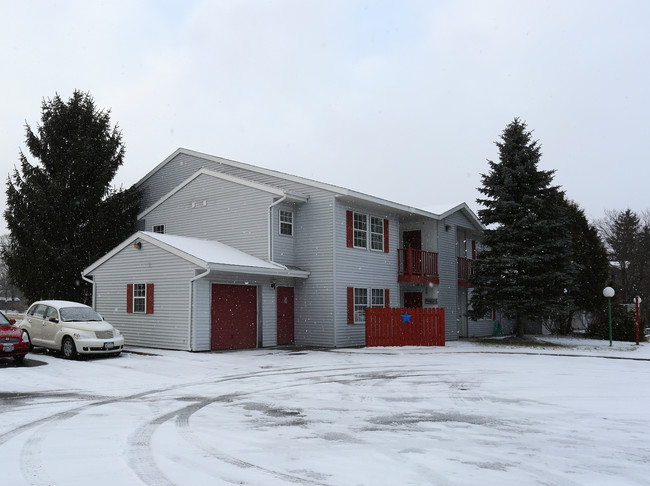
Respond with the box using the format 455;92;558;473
276;287;295;345
211;284;258;350
404;292;423;308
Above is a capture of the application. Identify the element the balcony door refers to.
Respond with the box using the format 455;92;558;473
402;230;421;250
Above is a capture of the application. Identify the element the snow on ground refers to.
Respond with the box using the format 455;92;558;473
1;337;650;486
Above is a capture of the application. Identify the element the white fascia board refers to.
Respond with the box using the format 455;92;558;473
207;263;310;278
138;167;291;219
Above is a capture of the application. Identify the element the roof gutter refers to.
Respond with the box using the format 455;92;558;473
81;273;96;309
268;195;288;264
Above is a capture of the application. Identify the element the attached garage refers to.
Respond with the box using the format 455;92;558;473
83;231;309;351
211;284;258;350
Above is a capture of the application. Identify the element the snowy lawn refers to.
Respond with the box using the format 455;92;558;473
1;337;649;486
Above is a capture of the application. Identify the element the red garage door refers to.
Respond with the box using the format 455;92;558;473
211;284;258;350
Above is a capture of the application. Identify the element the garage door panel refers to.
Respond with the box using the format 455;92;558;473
211;284;257;350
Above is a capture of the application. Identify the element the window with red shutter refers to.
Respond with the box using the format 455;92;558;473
346;211;353;248
383;219;389;253
347;287;354;324
146;283;154;314
126;284;133;313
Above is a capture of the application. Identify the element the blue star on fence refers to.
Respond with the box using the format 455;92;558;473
400;311;413;323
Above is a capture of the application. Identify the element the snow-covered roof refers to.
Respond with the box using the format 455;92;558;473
137;148;483;229
83;232;309;278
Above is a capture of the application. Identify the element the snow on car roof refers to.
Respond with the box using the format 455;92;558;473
31;300;89;308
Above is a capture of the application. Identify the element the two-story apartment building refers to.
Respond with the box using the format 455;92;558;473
83;148;504;351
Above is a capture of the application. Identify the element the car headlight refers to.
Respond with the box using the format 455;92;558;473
21;331;29;343
73;332;91;339
114;328;121;336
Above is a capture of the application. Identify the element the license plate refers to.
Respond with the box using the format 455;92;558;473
3;344;13;352
104;342;114;350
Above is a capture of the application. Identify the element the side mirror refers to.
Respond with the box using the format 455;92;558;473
49;317;59;323
9;319;16;324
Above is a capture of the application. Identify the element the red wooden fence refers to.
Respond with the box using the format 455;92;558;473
365;307;445;347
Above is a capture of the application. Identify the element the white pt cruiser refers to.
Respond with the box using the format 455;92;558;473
20;300;125;359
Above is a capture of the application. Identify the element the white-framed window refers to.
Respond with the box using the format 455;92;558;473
370;216;384;251
279;210;293;236
152;224;165;234
133;283;146;313
371;288;385;308
354;288;368;323
353;213;367;248
353;287;387;324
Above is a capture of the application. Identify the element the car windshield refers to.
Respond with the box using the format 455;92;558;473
0;313;11;325
59;307;103;322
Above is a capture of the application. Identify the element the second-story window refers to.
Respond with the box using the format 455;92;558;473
152;224;165;234
370;216;384;251
353;213;367;248
279;210;293;236
347;210;389;252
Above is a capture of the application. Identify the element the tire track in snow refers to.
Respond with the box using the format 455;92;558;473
126;365;447;486
7;364;387;486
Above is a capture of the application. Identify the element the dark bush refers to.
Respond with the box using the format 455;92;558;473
588;303;641;342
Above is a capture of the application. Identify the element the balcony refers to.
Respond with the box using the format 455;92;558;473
398;249;439;284
457;257;474;287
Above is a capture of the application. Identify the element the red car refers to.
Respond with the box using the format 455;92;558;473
0;311;30;363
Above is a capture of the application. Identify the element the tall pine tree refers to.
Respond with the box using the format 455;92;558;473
2;91;142;304
469;119;573;336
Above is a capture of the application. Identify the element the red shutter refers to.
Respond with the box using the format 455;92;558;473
472;240;476;259
384;289;390;308
384;219;389;253
347;287;354;324
126;284;133;313
346;211;353;248
146;283;154;314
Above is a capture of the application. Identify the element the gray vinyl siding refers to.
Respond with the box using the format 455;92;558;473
142;173;272;261
437;218;459;341
292;192;336;347
139;152;224;211
191;277;211;351
90;243;199;350
139;152;339;347
272;203;297;266
334;201;400;347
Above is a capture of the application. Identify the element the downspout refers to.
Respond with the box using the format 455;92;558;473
268;195;287;263
188;266;211;351
81;273;95;308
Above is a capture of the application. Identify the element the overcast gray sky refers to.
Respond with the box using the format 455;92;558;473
1;0;648;233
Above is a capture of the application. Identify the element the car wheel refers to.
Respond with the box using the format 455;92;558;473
24;331;33;352
61;337;77;360
13;354;25;363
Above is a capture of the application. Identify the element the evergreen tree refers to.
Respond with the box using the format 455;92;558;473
550;199;609;333
598;208;650;319
2;91;142;304
469;119;573;336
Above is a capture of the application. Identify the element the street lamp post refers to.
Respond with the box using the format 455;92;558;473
603;287;615;347
634;296;642;346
